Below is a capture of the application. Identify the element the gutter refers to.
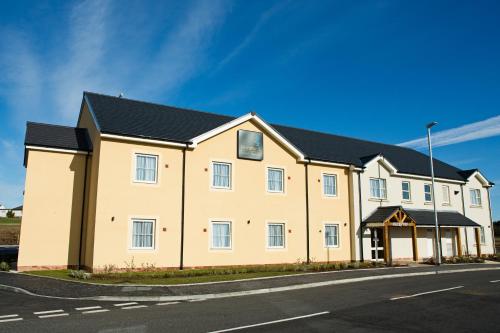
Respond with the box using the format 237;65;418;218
179;144;188;270
78;154;90;270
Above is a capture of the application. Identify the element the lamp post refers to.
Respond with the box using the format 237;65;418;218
427;121;441;265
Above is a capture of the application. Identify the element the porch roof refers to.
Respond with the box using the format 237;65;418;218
363;206;480;228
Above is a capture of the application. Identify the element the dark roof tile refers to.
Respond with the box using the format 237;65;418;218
25;122;92;152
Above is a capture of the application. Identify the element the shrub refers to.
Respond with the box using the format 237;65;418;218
69;270;91;280
0;261;10;271
341;262;349;269
6;210;14;218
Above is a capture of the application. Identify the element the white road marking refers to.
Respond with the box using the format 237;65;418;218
38;313;69;319
0;314;18;319
490;280;500;283
0;317;23;323
34;309;64;315
390;286;464;300
156;302;180;306
207;311;330;332
188;299;206;302
114;302;138;307
82;309;110;314
76;306;102;311
121;305;148;310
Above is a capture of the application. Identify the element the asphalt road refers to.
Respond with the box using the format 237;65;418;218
0;269;499;332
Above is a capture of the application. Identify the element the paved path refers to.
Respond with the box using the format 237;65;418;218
0;268;498;332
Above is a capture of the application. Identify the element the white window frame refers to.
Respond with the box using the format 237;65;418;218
130;218;156;250
134;153;158;184
470;189;482;207
322;173;338;197
210;221;232;250
442;185;450;205
369;178;387;199
424;183;433;203
267;167;285;193
324;223;339;248
211;161;232;190
401;181;411;201
479;226;486;244
267;223;285;249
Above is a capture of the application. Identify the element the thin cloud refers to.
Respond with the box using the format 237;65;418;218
399;115;500;149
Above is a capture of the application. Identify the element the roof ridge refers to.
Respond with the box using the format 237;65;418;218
84;91;237;120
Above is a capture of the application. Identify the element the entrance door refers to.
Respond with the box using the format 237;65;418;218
443;230;454;257
370;228;384;261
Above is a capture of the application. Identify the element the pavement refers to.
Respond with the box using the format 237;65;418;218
1;263;499;300
0;266;498;332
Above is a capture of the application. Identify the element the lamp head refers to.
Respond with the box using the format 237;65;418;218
426;121;438;129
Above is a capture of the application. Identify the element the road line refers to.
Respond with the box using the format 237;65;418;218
38;313;69;319
0;314;18;319
114;302;138;307
82;309;110;314
490;280;500;283
188;299;206;302
34;309;64;315
75;306;102;311
121;305;148;310
207;311;330;332
390;286;464;300
0;318;23;323
156;302;180;306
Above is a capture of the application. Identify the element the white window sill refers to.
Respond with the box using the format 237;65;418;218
324;245;340;249
470;205;483;208
368;198;388;202
424;201;433;205
401;200;413;204
442;203;451;206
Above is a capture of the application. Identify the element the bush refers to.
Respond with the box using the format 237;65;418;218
0;261;10;271
6;211;14;218
69;270;91;280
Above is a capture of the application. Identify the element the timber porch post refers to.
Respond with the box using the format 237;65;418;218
411;224;418;261
456;228;463;257
475;228;482;257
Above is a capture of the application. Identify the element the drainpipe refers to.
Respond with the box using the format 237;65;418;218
460;184;469;255
358;171;364;261
78;153;89;270
304;159;311;264
487;187;496;255
179;144;188;270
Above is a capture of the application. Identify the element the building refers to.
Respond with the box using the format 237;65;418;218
17;92;495;271
0;204;22;218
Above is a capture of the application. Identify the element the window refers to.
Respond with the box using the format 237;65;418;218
424;184;432;202
267;223;285;248
480;226;486;244
267;168;284;193
442;185;450;204
402;181;411;201
131;219;155;249
135;154;158;183
211;222;231;249
323;174;337;196
212;162;231;189
370;178;387;199
470;189;482;206
324;224;339;247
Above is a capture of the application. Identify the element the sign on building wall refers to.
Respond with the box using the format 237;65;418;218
237;130;263;160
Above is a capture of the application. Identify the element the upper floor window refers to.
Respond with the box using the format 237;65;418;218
131;219;155;249
267;223;285;248
402;181;411;201
370;178;387;199
267;168;284;193
470;189;482;206
324;224;339;248
212;162;231;189
135;154;158;183
211;221;232;249
424;184;432;202
442;185;450;205
323;174;337;197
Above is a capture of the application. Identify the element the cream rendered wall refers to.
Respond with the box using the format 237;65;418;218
463;176;494;255
308;164;351;262
183;120;308;266
90;139;184;269
18;150;87;270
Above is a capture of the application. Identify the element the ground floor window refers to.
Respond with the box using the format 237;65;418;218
268;223;285;248
211;222;232;249
324;224;339;247
480;226;486;244
131;219;155;249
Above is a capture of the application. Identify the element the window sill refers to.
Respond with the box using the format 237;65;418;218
401;200;413;204
442;203;451;206
470;205;483;208
324;246;340;249
368;198;388;202
424;202;433;205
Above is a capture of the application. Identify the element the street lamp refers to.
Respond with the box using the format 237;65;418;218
427;121;441;265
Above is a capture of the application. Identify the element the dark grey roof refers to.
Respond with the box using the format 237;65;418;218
11;205;22;211
25;122;93;152
82;92;477;182
363;206;480;227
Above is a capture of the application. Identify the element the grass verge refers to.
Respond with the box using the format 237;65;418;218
26;262;385;285
0;217;21;225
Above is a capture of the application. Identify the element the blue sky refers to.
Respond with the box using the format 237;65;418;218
0;0;499;219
